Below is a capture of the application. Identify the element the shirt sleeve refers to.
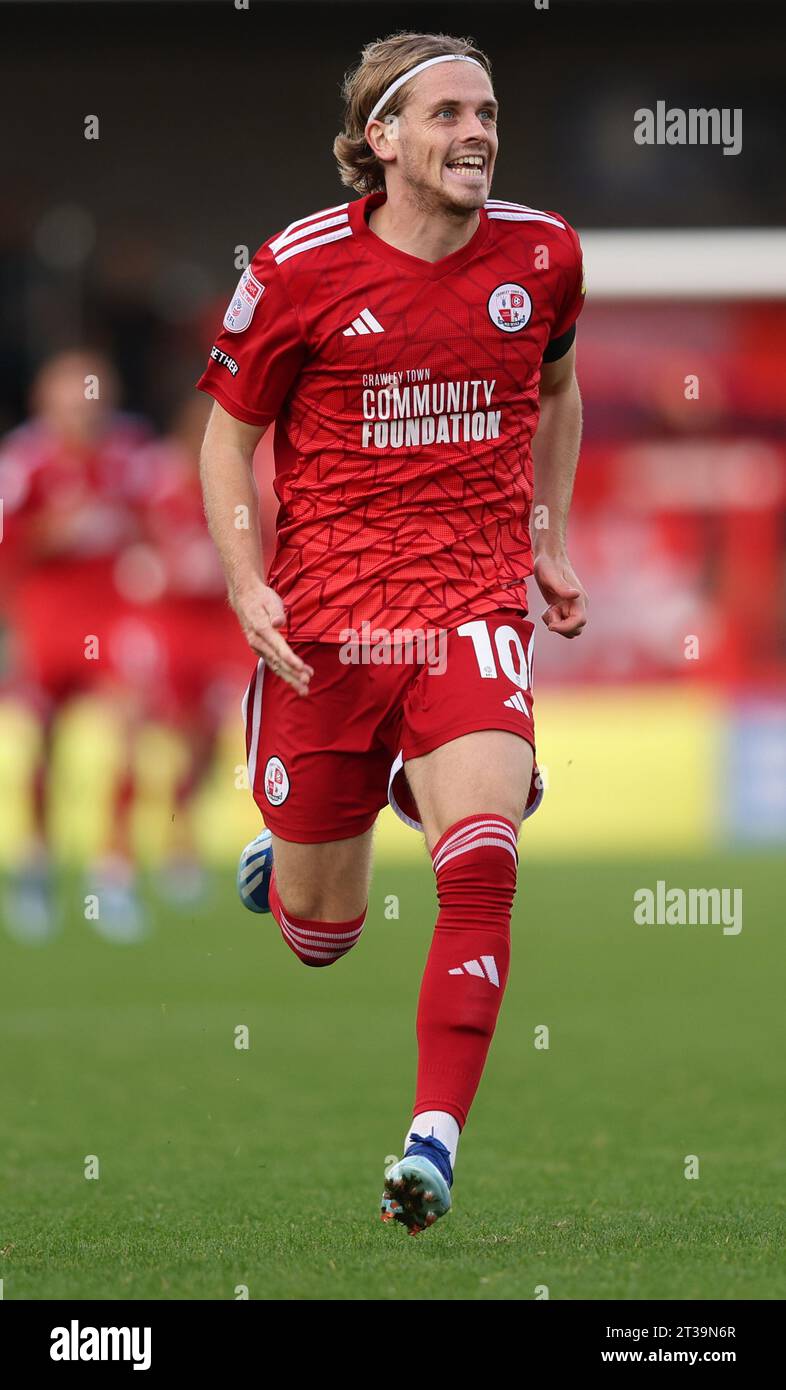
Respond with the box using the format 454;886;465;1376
542;323;576;363
548;221;586;342
196;243;307;427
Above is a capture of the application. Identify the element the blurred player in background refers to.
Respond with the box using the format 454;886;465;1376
198;31;587;1234
0;349;154;939
131;393;251;902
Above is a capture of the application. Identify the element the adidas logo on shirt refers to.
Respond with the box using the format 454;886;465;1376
503;690;530;714
448;955;499;987
342;307;385;336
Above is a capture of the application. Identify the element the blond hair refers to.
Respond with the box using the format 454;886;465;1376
333;31;493;196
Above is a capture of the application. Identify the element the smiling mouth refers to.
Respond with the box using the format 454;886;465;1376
444;156;487;178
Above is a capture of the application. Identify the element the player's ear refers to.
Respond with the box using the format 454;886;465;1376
365;116;399;166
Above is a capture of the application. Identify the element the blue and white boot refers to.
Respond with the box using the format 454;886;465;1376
236;828;273;914
380;1133;453;1235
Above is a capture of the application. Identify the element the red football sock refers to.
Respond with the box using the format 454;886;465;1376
268;867;366;967
413;814;519;1129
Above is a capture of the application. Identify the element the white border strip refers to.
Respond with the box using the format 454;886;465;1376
581;230;786;298
246;658;265;789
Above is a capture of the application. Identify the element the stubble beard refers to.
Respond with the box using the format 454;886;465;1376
401;154;486;223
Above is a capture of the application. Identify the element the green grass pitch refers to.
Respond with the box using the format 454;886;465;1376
1;850;784;1301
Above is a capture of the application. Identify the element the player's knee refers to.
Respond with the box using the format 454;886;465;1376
270;860;368;924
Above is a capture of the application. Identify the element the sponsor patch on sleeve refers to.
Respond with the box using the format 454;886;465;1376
209;345;240;376
223;267;265;333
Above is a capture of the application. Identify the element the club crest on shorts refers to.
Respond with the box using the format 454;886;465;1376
487;282;532;333
223;267;265;333
263;755;290;806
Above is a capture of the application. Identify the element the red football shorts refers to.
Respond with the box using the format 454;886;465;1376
242;607;544;843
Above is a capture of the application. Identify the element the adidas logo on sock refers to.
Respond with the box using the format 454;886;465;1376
448;955;499;986
342;307;385;336
503;690;530;714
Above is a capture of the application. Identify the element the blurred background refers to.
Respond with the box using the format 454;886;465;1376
0;0;784;940
2;0;786;1304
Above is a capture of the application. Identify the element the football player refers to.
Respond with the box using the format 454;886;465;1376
198;31;588;1234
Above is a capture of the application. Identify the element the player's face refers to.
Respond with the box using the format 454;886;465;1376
32;351;117;443
395;64;498;213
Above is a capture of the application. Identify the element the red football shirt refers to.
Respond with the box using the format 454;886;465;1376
197;191;585;642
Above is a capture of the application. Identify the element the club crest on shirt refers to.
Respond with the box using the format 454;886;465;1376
487;282;532;333
223;267;265;333
264;755;290;806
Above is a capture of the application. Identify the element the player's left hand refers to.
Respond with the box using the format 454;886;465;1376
533;551;588;638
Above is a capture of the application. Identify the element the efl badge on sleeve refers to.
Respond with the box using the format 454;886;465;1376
487;282;532;333
223;267;266;333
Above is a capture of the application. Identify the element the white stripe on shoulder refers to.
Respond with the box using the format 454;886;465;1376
486;198;552;213
487;210;567;229
269;201;349;249
270;209;349;255
274;225;353;265
486;199;565;230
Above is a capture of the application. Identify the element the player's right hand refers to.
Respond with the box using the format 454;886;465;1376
230;578;314;696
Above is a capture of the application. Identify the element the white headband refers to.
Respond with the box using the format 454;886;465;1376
366;54;484;126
